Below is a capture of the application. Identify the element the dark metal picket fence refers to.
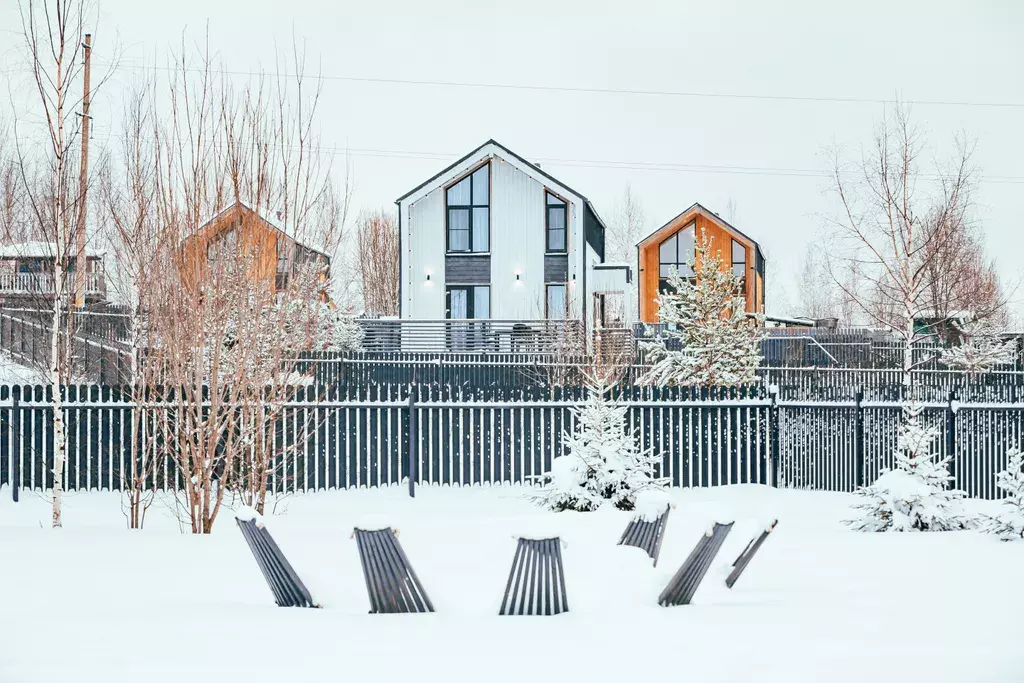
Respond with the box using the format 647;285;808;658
0;384;1021;500
295;352;1024;402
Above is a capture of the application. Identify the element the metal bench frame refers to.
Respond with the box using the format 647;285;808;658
236;517;318;608
618;505;671;566
726;520;778;589
353;527;435;613
499;537;569;616
658;522;734;607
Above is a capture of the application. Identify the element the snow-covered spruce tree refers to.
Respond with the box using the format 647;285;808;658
531;376;667;512
940;318;1015;373
983;448;1024;540
846;404;969;532
638;234;763;387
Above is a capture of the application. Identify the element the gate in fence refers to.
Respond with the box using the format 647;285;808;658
0;384;1021;500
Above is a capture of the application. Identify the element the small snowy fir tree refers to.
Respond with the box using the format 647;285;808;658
846;404;969;532
939;318;1015;373
639;234;763;386
531;377;667;512
983;447;1024;540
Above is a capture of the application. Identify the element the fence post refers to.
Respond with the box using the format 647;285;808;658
11;385;20;503
769;385;779;487
855;389;865;488
946;390;957;490
407;387;417;498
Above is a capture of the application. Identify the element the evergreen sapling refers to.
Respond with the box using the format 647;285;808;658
639;234;763;387
531;377;667;512
847;404;969;532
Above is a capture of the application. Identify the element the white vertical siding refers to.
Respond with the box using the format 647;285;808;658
490;157;546;319
399;144;590;323
406;186;445;320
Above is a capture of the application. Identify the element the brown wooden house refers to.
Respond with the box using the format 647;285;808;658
636;203;765;324
179;201;329;295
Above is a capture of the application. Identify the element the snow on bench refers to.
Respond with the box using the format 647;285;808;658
726;519;778;589
617;504;671;567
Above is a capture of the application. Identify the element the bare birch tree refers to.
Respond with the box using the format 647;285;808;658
14;0;113;526
356;209;399;316
605;185;646;322
824;107;986;395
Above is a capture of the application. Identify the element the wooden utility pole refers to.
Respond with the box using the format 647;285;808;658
74;33;92;308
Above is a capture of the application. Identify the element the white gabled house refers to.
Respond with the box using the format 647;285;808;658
395;140;630;332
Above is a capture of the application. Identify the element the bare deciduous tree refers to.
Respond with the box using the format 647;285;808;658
824;107;1000;394
605;185;646;322
15;0;115;526
139;39;359;533
356;209;399;316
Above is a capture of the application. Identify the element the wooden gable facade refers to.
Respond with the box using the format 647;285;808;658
179;202;329;295
636;203;765;324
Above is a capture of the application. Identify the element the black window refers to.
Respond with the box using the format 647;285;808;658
657;222;695;293
546;192;567;253
732;239;747;298
447;165;489;253
446;285;490;319
545;283;567;319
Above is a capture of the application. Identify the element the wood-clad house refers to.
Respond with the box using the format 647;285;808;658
179;201;330;296
636;203;765;324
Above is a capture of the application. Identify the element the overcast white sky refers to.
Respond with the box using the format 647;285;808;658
2;0;1022;318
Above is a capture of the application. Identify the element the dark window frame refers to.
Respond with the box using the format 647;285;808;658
545;282;568;319
445;163;490;254
445;284;491;319
731;238;748;300
545;190;568;254
657;222;696;282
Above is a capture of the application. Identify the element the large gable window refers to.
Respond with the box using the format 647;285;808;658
657;222;695;292
731;239;747;297
546;192;567;253
447;165;490;253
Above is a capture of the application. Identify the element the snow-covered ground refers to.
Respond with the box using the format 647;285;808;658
0;351;44;384
1;485;1022;682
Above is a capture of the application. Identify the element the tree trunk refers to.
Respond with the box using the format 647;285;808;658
50;263;66;528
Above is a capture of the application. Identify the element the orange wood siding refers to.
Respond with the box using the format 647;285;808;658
178;204;281;295
637;207;763;323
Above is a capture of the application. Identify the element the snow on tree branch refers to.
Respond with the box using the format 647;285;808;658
939;318;1016;373
846;404;971;532
530;375;667;512
638;233;763;387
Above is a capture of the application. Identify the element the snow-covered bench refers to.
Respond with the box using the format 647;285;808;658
618;505;671;567
236;515;318;608
726;520;778;589
353;526;434;613
499;537;569;616
658;522;734;607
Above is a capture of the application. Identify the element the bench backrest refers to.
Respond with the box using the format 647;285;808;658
499;537;568;616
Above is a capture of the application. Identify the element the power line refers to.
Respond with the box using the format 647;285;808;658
94;59;1024;110
52;124;1024;185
